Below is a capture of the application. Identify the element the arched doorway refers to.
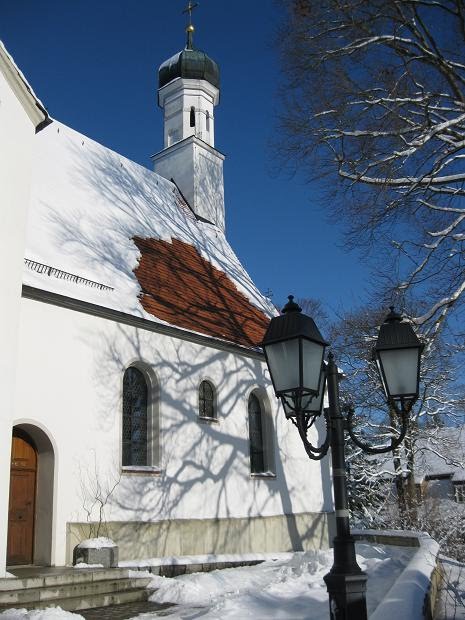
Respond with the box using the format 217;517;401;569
7;429;37;565
7;425;55;566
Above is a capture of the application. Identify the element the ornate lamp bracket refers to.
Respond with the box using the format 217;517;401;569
344;403;410;455
287;403;331;461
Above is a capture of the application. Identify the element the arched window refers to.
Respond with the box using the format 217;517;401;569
248;394;265;474
122;367;148;466
190;106;196;127
199;380;215;419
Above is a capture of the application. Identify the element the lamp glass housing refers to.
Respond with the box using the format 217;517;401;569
265;338;300;394
377;348;421;401
281;365;326;419
265;337;325;395
261;296;329;414
374;307;423;405
303;339;325;393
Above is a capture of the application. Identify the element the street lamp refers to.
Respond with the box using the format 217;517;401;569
262;296;423;620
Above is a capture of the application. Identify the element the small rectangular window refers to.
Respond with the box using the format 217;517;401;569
455;484;465;503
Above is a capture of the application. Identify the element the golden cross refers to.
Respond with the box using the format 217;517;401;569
182;1;199;26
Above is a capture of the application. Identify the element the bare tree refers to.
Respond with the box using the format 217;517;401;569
277;0;465;341
78;451;121;539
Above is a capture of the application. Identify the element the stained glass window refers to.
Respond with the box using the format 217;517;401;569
248;394;265;474
122;367;148;466
199;381;215;419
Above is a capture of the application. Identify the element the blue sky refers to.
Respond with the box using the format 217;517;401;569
1;0;372;322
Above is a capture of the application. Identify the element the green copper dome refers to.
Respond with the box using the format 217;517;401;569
158;47;220;90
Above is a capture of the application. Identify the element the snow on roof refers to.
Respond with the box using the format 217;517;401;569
24;121;275;347
371;425;465;483
414;425;465;481
452;470;465;483
0;40;49;125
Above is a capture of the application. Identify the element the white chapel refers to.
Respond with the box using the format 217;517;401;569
0;19;333;574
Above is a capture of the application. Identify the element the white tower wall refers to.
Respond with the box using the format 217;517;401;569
152;136;225;230
154;71;225;230
160;78;218;148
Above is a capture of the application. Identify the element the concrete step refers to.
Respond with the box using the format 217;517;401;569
0;568;131;591
0;577;152;607
5;586;151;612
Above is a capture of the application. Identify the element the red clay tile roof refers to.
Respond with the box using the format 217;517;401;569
133;237;269;348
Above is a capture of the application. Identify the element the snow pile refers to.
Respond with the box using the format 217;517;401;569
370;532;439;620
0;609;84;620
120;552;294;568
75;537;116;549
0;541;433;620
138;544;414;619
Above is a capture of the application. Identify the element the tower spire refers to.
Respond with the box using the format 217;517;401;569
154;6;225;230
182;1;198;49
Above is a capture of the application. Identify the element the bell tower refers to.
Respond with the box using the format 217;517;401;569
152;5;225;231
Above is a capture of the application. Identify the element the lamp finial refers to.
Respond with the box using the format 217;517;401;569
385;306;402;323
282;295;302;314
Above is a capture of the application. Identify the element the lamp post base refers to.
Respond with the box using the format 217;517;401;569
323;570;368;620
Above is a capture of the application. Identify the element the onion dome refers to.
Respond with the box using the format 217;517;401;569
158;26;220;90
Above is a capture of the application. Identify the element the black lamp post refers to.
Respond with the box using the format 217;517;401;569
262;297;423;620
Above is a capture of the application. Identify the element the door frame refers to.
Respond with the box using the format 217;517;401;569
7;429;37;565
8;423;55;567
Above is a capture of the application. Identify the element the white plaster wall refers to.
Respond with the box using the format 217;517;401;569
15;297;333;566
0;69;38;575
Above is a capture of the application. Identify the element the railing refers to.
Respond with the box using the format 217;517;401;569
24;259;114;292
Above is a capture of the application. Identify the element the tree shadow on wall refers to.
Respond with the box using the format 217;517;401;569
70;320;333;560
43;134;274;323
39;133;332;559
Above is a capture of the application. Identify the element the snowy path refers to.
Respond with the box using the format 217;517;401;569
0;544;417;620
136;544;414;620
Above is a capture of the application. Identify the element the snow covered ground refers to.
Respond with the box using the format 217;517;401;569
140;544;413;619
0;544;418;620
0;611;83;620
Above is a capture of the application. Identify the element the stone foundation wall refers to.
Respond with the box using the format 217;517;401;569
66;511;335;564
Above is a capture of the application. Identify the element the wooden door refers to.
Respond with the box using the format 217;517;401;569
7;432;37;565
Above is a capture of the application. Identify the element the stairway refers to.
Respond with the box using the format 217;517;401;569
0;568;153;612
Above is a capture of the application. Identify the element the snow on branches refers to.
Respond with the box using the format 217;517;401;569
278;0;465;339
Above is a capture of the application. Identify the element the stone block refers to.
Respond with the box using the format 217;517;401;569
72;545;118;568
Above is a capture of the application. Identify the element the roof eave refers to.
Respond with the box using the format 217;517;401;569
0;41;50;130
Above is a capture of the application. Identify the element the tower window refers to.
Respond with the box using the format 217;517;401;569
206;111;210;132
190;106;195;127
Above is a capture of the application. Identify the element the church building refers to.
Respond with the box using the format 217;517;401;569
0;19;333;574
